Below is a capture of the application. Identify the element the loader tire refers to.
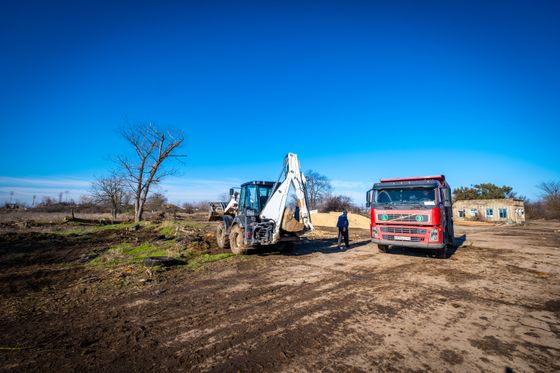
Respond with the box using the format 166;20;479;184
216;223;230;249
229;225;250;255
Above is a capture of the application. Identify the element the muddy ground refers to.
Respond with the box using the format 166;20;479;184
1;215;559;372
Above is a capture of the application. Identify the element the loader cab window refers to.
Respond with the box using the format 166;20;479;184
244;185;258;211
241;184;274;213
258;186;273;212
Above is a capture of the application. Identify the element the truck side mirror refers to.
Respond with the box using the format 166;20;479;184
366;189;373;208
229;188;234;196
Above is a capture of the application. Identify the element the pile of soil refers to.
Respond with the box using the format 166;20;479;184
310;212;370;229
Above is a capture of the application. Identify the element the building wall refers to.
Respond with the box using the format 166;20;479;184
453;198;525;223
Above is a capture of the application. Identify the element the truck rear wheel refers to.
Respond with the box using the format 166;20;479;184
378;244;389;253
216;223;229;249
229;225;250;255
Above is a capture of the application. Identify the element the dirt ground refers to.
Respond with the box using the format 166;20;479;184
1;213;559;372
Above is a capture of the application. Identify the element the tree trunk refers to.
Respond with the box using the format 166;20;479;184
135;199;145;222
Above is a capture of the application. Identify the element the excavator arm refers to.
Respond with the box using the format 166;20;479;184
260;153;314;243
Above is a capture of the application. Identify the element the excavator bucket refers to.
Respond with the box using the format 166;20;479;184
208;202;227;221
280;207;305;233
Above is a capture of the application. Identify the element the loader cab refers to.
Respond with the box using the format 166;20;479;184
238;181;275;216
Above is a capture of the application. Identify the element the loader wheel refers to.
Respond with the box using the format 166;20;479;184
216;223;230;249
378;244;389;253
229;225;250;255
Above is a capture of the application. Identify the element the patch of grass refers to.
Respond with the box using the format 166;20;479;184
89;242;170;268
159;225;177;237
178;219;207;230
186;253;233;270
123;243;168;260
158;221;179;237
58;222;139;236
156;219;206;237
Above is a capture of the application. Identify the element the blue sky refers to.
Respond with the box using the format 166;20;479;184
1;0;559;205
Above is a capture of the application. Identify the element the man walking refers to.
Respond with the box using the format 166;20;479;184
337;210;350;249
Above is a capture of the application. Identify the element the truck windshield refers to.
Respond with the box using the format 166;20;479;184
375;188;436;206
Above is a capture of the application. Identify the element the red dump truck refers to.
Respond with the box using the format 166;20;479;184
366;175;454;258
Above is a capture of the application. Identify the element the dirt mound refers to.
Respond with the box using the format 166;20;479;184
310;212;370;229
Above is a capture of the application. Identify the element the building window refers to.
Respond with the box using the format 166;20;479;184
499;208;508;218
486;208;493;218
470;208;478;217
458;209;465;218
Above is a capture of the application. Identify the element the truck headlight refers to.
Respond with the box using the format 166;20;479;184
372;227;379;239
429;229;438;242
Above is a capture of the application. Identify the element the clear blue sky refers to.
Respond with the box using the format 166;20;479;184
1;0;559;204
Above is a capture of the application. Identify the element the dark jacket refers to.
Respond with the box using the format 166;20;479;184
337;214;349;229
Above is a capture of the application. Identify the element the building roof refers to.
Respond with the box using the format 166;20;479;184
453;198;525;205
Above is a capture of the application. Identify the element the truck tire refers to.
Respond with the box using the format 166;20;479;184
216;223;230;249
448;223;455;246
378;244;389;253
437;246;448;259
229;225;250;255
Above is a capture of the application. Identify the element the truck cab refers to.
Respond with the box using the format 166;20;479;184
366;175;454;258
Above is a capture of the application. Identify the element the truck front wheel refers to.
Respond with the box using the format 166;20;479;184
229;225;251;255
378;244;389;253
437;246;448;259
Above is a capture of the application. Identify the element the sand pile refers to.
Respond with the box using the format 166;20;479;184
310;211;370;229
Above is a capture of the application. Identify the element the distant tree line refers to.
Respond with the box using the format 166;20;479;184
525;182;560;220
453;183;518;200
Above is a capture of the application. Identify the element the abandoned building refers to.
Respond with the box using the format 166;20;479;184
453;198;525;224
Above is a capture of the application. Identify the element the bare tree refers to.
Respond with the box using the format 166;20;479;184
91;174;129;220
321;194;355;212
117;123;185;222
539;181;560;198
145;192;168;212
539;181;560;219
305;170;333;210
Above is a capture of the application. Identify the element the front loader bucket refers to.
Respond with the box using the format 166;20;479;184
208;202;227;221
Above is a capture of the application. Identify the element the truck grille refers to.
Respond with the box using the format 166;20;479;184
383;235;424;242
377;213;430;223
381;227;427;234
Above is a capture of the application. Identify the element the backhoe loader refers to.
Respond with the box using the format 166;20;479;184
209;153;314;254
